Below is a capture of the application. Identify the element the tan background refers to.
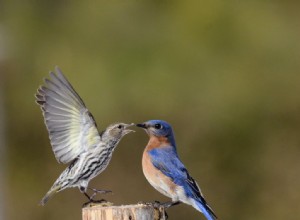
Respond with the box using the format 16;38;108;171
1;1;300;220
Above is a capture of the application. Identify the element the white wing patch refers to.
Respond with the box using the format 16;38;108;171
36;67;101;164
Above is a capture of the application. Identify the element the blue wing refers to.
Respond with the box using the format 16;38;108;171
149;146;201;198
149;146;217;219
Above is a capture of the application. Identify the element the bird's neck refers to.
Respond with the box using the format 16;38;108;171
145;135;176;152
101;131;120;146
105;138;120;148
101;135;120;150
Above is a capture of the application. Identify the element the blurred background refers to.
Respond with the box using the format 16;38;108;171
1;1;300;220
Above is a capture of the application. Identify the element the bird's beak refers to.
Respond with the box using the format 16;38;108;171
136;123;147;129
123;123;135;135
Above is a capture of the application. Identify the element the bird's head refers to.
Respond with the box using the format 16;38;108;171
102;123;134;142
136;120;174;138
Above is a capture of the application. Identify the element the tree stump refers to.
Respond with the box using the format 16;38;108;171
82;203;166;220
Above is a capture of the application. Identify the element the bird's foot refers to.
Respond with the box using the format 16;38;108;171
159;201;181;219
137;201;169;219
141;200;180;209
154;201;170;220
137;200;161;208
82;199;112;208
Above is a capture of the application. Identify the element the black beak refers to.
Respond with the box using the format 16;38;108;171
136;123;147;128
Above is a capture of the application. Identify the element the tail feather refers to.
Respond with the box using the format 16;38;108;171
39;187;60;206
193;199;217;220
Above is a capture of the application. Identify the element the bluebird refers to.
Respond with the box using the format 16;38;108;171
36;67;134;205
136;120;217;220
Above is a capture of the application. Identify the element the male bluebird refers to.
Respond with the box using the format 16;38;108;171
136;120;217;220
36;67;134;205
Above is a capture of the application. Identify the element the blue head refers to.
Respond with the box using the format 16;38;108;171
136;120;176;147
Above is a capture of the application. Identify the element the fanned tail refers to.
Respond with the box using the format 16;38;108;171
193;199;217;220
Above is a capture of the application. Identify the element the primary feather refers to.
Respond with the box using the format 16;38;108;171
36;67;100;164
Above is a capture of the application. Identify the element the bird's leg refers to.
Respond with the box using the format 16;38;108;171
164;211;169;220
82;192;107;207
88;187;111;201
88;187;112;194
84;187;112;203
160;201;182;209
81;186;108;207
81;187;93;201
84;192;92;200
157;201;181;220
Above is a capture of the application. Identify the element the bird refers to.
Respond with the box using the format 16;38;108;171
136;120;217;220
35;67;134;206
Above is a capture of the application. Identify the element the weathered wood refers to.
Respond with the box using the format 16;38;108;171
82;203;166;220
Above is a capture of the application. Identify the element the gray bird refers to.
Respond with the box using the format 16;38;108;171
36;67;134;205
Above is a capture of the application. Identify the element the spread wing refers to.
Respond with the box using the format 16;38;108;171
35;67;101;164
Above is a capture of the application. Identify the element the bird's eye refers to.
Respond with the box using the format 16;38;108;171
154;124;162;129
117;125;123;129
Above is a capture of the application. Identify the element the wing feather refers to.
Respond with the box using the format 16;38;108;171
36;67;101;163
150;147;203;198
150;147;216;217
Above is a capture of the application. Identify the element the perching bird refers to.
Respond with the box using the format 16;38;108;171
136;120;217;220
36;67;134;205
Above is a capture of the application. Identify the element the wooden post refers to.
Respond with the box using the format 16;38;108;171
82;203;166;220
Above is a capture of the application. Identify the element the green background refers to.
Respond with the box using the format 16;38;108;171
1;1;300;220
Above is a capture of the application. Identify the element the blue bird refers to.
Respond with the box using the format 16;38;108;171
136;120;217;220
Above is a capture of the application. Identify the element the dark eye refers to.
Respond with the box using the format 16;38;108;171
117;125;123;129
154;124;162;129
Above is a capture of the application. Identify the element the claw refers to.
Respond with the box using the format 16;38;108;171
83;188;112;206
82;199;108;208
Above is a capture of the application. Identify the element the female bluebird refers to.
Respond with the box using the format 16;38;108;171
136;120;217;220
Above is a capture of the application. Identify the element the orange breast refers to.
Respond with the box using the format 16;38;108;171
142;147;177;197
